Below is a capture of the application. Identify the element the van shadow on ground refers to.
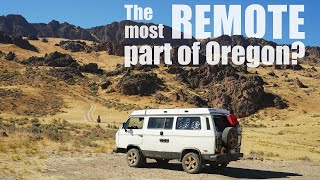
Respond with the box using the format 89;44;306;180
143;162;302;179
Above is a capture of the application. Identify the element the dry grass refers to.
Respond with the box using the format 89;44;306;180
241;66;320;162
0;38;319;165
0;117;116;178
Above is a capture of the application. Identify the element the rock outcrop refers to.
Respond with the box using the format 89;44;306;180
79;63;103;74
0;15;96;41
175;64;287;117
0;32;38;51
293;78;308;88
4;52;16;61
21;51;79;67
117;72;164;96
27;34;38;40
59;40;92;53
48;67;84;81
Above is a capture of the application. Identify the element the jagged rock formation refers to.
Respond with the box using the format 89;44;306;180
21;51;79;67
0;15;37;36
59;40;92;53
0;31;38;51
33;20;96;41
176;64;287;117
0;15;96;41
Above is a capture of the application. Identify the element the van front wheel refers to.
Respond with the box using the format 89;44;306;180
182;152;202;174
126;148;146;167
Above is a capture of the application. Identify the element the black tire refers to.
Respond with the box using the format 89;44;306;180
222;127;238;149
182;152;202;174
156;159;169;167
126;148;146;167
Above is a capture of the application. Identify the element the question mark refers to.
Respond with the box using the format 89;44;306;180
291;41;305;65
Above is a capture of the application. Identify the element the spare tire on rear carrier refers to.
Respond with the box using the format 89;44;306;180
222;127;238;149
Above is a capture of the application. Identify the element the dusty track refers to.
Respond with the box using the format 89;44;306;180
73;92;95;121
41;153;320;179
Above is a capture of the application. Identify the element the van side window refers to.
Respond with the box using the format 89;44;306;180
176;117;201;130
127;117;144;129
148;117;173;129
206;118;211;130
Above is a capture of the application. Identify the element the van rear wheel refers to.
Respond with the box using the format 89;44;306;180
126;148;146;167
182;152;202;174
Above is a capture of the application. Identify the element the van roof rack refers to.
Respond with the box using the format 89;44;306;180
130;108;230;116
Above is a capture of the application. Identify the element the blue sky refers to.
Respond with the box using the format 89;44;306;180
0;0;319;46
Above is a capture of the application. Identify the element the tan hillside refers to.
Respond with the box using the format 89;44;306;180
0;38;320;178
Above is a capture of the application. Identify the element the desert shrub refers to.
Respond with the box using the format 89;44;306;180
78;137;98;147
11;155;22;161
250;150;265;156
266;152;279;157
0;118;16;132
297;156;311;161
28;119;71;143
0;71;20;81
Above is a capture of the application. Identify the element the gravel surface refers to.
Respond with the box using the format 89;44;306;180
39;153;320;180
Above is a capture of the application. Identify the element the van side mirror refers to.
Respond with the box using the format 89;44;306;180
122;122;127;132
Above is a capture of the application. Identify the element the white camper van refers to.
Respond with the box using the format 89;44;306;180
113;108;243;174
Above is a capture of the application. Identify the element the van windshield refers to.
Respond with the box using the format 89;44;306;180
213;115;230;132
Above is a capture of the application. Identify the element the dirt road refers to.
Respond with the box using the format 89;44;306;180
73;92;95;121
40;153;319;180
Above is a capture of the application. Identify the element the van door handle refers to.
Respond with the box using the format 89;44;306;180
160;131;163;136
138;135;143;137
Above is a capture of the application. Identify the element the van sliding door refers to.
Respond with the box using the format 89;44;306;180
142;117;175;158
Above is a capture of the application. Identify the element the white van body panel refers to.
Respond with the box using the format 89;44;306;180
115;108;241;161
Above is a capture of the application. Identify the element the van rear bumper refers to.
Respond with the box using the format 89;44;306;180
203;153;243;163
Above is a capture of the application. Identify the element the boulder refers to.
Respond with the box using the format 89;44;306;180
117;72;164;96
5;52;16;61
267;71;277;77
101;80;112;89
187;95;208;107
155;93;170;102
79;63;103;74
167;66;184;74
293;78;308;88
41;38;48;42
27;34;39;40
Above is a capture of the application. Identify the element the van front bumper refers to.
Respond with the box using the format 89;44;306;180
203;153;243;163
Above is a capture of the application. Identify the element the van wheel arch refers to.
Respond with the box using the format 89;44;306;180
126;145;141;152
180;148;202;161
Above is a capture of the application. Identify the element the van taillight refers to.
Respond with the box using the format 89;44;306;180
227;114;239;127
